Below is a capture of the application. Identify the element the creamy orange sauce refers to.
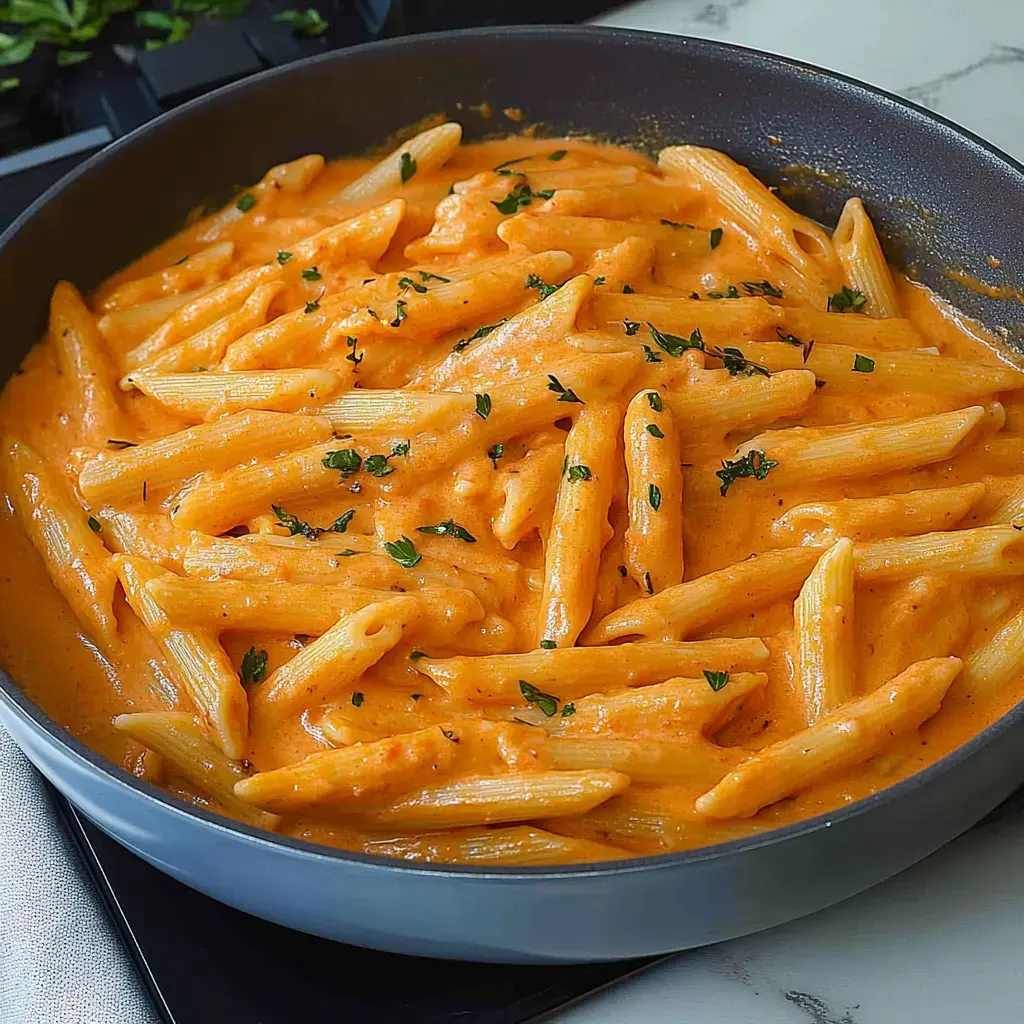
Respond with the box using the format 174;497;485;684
2;134;1023;862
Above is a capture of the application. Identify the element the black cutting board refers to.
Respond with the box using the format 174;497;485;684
52;790;659;1023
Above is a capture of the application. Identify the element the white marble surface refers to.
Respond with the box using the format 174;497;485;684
554;2;1024;1022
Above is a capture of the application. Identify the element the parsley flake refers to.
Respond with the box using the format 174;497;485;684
594;276;606;286
351;691;365;707
648;483;662;510
345;336;363;367
704;670;730;691
487;443;504;469
235;193;256;212
548;149;568;161
567;463;592;482
390;299;408;327
623;318;641;336
417;519;476;543
707;285;741;300
828;286;867;313
384;535;422;568
646;423;665;439
647;392;663;413
526;273;560;300
642;344;662;363
519;680;560;717
475;393;492;420
647;322;704;358
322;449;362;477
240;647;268;685
276;250;293;265
418;271;450;283
853;353;875;373
561;702;576;717
301;266;321;281
547;374;583;404
398;276;428;294
399;151;417;184
87;515;101;532
540;640;557;650
709;227;723;249
741;280;783;298
716;450;778;496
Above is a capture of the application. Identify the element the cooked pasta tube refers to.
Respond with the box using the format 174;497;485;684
363;825;624;865
99;241;235;312
731;405;986;488
50;281;126;444
584;547;822;644
78;410;332;507
95;509;195;573
146;577;484;641
97;287;211;350
114;712;279;828
125;281;284;381
958;609;1024;701
334;122;462;203
585;236;657;293
794;539;856;726
972;475;1024;527
252;597;421;711
833;197;901;317
658;145;841;298
350;770;630;830
6;438;119;654
772;483;986;545
415;637;769;703
555;673;768;738
540;180;694;219
321;389;475;434
492;442;565;549
536;401;620;647
114;555;248;759
234;725;460;812
854;525;1024;581
696;657;962;819
128;369;341;419
623;388;683;592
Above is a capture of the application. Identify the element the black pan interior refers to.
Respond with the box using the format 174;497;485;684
2;25;1023;391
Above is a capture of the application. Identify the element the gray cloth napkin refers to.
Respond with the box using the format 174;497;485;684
0;723;159;1024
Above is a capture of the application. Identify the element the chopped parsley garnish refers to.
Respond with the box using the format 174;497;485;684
853;353;876;373
646;423;665;439
322;448;362;477
390;299;408;327
533;189;556;200
594;276;606;286
775;328;803;346
301;266;321;281
304;298;319;313
617;565;628;578
384;535;422;568
519;680;560;717
716;345;771;378
827;286;867;313
475;393;492;420
525;273;559;299
567;463;592;482
647;322;704;358
716;449;778;496
351;691;365;707
643;571;654;595
364;441;409;478
660;219;694;229
561;702;576;717
410;692;423;700
492;182;536;214
418;271;450;283
106;439;137;450
540;639;557;650
707;285;740;300
276;250;293;265
493;156;530;171
647;391;663;413
240;647;268;685
330;510;355;533
235;193;256;212
547;374;583;403
703;670;730;691
271;504;321;540
398;276;428;293
741;280;783;298
417;519;477;543
642;345;662;363
623;319;641;336
452;318;506;353
399;151;417;184
87;515;101;532
172;254;189;265
409;650;429;660
440;727;458;742
648;483;662;510
345;336;363;367
487;443;504;469
709;227;723;250
548;149;568;161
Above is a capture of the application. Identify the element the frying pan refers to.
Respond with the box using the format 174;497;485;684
2;26;1024;964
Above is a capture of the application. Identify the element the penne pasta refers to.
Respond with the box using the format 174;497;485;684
99;241;235;312
536;401;620;647
415;637;769;703
958;609;1024;702
696;657;962;819
623;388;684;592
794;538;856;725
833;197;901;317
492;442;565;550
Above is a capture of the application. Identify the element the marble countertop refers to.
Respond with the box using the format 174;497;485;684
553;2;1024;1022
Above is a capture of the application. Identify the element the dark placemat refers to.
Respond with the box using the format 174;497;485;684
52;791;659;1024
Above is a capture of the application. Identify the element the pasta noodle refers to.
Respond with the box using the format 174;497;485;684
1;126;1022;866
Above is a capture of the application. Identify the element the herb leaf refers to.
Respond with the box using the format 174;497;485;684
322;449;362;477
494;156;530;171
540;639;557;650
561;701;576;717
330;510;355;533
492;182;536;214
345;335;363;367
828;286;867;313
301;266;321;281
418;271;450;283
642;344;662;363
475;393;492;420
646;391;663;413
567;463;592;482
647;322;704;358
703;669;730;691
235;193;256;212
716;449;779;496
399;152;417;184
716;345;771;378
852;353;875;373
741;280;783;298
525;273;559;300
87;515;101;532
351;691;365;707
390;299;408;327
241;647;268;685
272;504;321;540
416;518;477;543
398;276;428;294
276;250;293;265
707;285;741;300
384;535;422;568
452;318;507;353
646;423;665;439
623;319;641;337
709;227;723;250
648;483;662;510
519;679;560;717
487;443;504;469
548;149;568;161
547;374;583;404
